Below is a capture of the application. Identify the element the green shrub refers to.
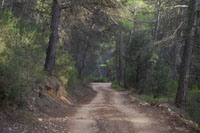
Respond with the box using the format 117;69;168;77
111;81;121;90
88;77;109;82
150;58;172;96
66;69;78;88
132;94;154;104
186;88;200;124
0;63;31;103
0;9;48;104
54;49;76;84
167;80;178;98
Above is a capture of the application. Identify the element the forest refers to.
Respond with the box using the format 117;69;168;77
0;0;200;132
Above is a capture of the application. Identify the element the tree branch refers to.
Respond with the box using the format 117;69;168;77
59;1;118;10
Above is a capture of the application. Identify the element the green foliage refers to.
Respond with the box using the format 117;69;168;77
0;9;48;103
124;32;172;96
54;49;76;81
111;81;121;90
121;0;148;8
65;66;78;88
118;18;133;29
127;0;146;7
88;77;108;82
124;32;153;91
167;80;178;97
132;93;154;104
0;63;31;103
99;64;107;67
186;88;200;124
133;93;173;105
150;58;173;96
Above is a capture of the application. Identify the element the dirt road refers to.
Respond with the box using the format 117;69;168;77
68;83;193;133
1;83;198;133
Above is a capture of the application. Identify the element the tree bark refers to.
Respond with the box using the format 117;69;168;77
116;33;122;86
9;0;13;11
135;55;142;92
1;0;5;8
78;43;90;79
154;0;162;41
123;62;127;88
123;9;137;88
124;23;134;88
44;0;61;75
175;0;200;107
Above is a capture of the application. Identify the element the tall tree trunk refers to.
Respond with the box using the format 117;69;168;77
154;0;162;41
124;22;134;88
98;66;102;78
123;62;127;88
135;55;141;91
44;0;61;75
1;0;5;8
78;43;90;79
175;0;200;107
140;69;150;94
124;9;137;88
9;0;13;11
116;33;122;86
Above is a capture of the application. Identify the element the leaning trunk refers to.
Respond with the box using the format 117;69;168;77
44;0;61;75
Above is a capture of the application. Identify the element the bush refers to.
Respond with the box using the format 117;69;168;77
186;88;200;124
0;9;48;104
111;81;121;90
132;94;154;104
167;80;178;98
0;63;31;103
54;49;76;84
150;58;173;96
88;77;109;82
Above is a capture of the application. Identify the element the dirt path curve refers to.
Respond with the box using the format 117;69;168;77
68;83;173;133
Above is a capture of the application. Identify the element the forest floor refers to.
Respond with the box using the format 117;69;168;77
0;83;199;133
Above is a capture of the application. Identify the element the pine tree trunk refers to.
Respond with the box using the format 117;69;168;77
78;43;90;79
1;0;5;8
175;0;200;107
10;0;13;11
135;55;142;92
154;0;162;41
123;62;127;88
116;33;122;86
124;22;134;88
44;0;61;75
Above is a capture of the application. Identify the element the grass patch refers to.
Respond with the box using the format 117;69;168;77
111;82;124;91
88;77;109;82
132;94;154;104
132;93;174;104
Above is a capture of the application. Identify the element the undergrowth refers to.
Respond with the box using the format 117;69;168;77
88;77;109;82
